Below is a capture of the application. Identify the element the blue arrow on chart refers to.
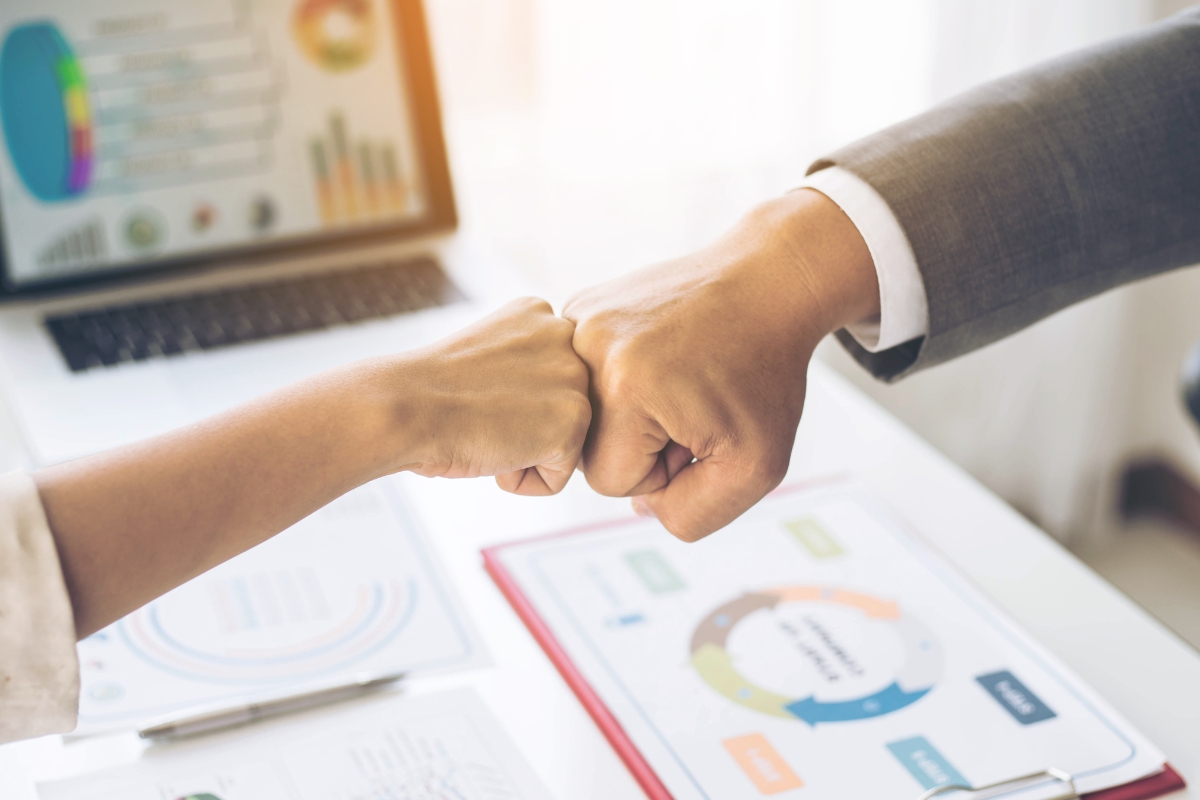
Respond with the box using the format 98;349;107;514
785;682;931;725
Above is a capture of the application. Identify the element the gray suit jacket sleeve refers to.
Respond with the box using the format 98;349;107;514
810;8;1200;381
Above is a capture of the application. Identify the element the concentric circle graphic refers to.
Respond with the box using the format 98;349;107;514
117;578;417;685
690;585;942;725
0;22;94;202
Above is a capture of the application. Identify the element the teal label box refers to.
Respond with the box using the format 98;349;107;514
887;736;968;791
976;670;1057;725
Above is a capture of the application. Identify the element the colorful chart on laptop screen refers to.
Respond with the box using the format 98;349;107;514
0;0;427;285
0;22;93;202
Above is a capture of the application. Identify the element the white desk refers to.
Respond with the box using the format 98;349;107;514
2;360;1195;799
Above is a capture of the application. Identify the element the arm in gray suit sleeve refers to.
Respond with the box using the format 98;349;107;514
811;8;1200;381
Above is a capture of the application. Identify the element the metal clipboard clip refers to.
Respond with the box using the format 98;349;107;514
916;768;1079;800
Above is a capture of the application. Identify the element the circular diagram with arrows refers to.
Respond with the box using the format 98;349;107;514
690;586;942;725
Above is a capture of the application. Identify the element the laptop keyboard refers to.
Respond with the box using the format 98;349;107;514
45;256;465;373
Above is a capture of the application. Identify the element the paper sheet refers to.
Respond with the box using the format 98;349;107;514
489;481;1167;800
39;688;552;800
75;479;487;735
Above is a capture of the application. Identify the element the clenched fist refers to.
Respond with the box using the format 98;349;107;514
389;297;592;495
564;190;879;539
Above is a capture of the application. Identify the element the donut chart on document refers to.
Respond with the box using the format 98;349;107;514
0;22;94;202
117;579;418;685
690;586;942;725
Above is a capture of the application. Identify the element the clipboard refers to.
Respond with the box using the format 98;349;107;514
483;485;1186;800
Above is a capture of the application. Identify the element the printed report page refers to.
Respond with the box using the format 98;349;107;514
39;689;552;800
492;481;1166;800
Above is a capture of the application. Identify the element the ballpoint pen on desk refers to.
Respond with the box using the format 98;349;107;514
137;670;407;740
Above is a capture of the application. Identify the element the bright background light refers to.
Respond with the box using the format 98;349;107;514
424;0;1200;607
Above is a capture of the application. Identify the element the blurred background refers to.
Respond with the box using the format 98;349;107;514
420;0;1200;645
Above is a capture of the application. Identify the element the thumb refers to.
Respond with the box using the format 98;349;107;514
496;451;580;496
633;452;786;542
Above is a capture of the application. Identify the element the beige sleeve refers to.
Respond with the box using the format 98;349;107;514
0;471;79;744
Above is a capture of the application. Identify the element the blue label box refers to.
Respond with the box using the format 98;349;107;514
976;670;1057;725
887;736;968;790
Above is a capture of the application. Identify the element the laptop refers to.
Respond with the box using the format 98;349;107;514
0;0;522;466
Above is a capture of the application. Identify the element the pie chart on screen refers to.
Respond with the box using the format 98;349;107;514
0;21;94;202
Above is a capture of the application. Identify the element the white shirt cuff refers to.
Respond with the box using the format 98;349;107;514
0;471;80;744
799;166;929;352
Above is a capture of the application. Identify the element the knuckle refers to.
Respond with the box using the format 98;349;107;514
569;391;593;428
542;472;570;496
767;441;793;481
551;400;590;452
737;432;792;490
564;307;612;358
566;314;594;350
514;296;552;316
495;471;521;494
549;319;580;353
566;356;591;393
753;451;790;489
560;289;592;323
660;512;710;544
583;472;628;496
593;347;641;401
732;459;785;502
551;313;577;336
581;462;632;498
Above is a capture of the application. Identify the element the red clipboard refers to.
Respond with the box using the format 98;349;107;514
483;521;1186;800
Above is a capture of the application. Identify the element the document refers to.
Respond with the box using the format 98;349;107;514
75;479;487;735
487;481;1169;800
39;689;552;800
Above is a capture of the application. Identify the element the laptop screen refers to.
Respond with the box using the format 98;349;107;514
0;0;436;288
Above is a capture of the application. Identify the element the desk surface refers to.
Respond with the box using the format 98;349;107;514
1;360;1195;799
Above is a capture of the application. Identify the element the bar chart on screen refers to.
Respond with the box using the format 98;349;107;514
309;109;411;226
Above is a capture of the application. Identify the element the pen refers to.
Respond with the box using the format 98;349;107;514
137;670;406;739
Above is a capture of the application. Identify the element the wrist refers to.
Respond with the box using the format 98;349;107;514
341;355;429;480
746;189;880;339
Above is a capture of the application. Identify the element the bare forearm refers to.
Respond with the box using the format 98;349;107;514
34;299;590;639
35;357;413;638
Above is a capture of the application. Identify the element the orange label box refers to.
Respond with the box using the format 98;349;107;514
723;733;804;795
